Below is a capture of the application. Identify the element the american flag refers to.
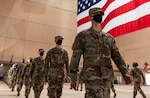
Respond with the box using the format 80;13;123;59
77;0;150;37
144;62;149;70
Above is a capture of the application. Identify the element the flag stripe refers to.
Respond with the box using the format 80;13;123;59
77;16;89;27
102;0;132;20
102;0;150;29
144;62;149;70
109;14;150;37
103;1;150;34
77;22;91;33
101;0;114;12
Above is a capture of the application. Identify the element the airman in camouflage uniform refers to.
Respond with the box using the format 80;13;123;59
16;59;26;96
8;63;18;91
22;57;33;98
30;49;45;98
130;62;147;98
70;7;132;98
45;35;69;98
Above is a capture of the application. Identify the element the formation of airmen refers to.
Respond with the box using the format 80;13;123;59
7;7;147;98
7;36;147;98
7;35;72;98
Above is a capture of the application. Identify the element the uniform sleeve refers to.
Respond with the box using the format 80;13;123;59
111;37;129;77
21;66;26;78
70;33;84;81
64;50;69;75
140;70;145;82
130;69;134;77
8;68;12;77
44;50;51;81
30;59;35;79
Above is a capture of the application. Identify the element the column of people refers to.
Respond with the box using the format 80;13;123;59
8;35;70;98
7;7;147;98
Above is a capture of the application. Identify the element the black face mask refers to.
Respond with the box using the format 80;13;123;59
29;59;33;63
93;14;103;23
56;40;62;45
22;60;25;63
39;52;44;56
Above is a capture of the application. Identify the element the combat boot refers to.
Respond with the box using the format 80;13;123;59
17;91;20;96
114;93;116;97
11;88;14;91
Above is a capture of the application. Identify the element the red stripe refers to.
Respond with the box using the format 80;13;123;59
108;14;150;37
144;65;148;70
144;62;149;70
77;16;90;27
102;0;115;12
101;0;150;28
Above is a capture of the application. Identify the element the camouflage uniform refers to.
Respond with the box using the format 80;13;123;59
16;60;26;96
110;81;116;97
70;7;129;98
30;49;45;98
130;62;147;98
22;58;33;98
8;63;18;91
76;69;83;91
45;36;69;98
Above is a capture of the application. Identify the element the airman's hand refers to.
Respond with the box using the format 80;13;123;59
65;75;71;82
44;79;48;85
143;81;145;85
29;78;32;83
70;81;77;90
124;74;132;84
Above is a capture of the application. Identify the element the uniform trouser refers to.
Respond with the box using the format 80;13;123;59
24;83;32;97
84;80;111;98
47;76;64;98
133;82;146;98
17;80;23;92
110;82;116;94
8;77;12;88
111;87;116;94
76;80;83;90
32;81;44;98
9;77;17;89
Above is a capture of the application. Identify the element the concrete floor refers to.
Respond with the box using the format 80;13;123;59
0;81;150;98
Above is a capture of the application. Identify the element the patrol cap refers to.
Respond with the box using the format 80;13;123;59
132;62;138;67
89;7;104;16
29;57;33;60
21;58;25;63
13;63;18;68
55;35;64;42
39;48;44;53
27;57;33;62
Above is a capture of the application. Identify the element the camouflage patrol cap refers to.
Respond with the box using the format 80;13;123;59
38;48;44;53
28;57;33;61
21;58;25;63
27;57;33;62
89;7;104;16
132;62;138;67
55;35;64;42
